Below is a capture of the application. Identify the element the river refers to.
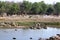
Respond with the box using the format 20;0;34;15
0;27;60;40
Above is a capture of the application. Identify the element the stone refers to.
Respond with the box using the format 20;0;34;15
30;37;32;39
49;37;55;40
57;34;60;37
15;29;17;31
29;27;34;29
13;37;16;40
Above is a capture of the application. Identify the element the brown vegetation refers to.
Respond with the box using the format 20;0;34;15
0;15;60;22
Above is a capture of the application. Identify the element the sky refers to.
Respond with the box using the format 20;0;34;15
0;0;60;4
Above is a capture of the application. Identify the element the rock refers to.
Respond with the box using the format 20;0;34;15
5;24;11;28
55;34;60;40
36;23;40;28
0;22;6;28
43;26;47;29
30;37;32;39
0;26;3;27
29;27;34;29
46;39;49;40
38;38;42;40
38;38;45;40
4;22;9;24
13;37;16;40
36;27;41;29
0;22;6;26
56;34;60;37
15;29;17;31
8;22;16;27
49;37;55;40
29;23;47;29
33;23;41;29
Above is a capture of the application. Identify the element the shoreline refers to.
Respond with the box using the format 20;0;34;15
0;15;60;29
0;22;60;29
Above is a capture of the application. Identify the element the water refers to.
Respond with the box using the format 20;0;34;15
0;27;60;40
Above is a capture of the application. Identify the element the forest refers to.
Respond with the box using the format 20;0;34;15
0;1;60;16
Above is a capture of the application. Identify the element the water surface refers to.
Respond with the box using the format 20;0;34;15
0;27;60;40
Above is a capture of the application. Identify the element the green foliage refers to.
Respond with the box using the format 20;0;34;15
0;1;60;15
54;2;60;15
23;1;32;12
16;22;35;26
39;1;47;14
9;3;20;15
46;7;54;15
31;2;39;14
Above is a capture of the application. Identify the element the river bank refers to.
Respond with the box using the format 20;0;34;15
0;15;60;29
0;22;60;29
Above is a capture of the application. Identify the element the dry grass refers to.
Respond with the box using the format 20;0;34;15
0;15;60;22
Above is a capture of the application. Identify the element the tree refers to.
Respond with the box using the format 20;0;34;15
46;4;54;15
0;2;7;16
31;2;40;14
9;3;20;15
54;2;60;15
46;7;54;15
0;1;60;16
21;1;32;14
39;1;47;14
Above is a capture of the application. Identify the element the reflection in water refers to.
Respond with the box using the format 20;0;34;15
0;27;60;40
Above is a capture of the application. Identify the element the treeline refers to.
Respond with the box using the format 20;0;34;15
0;1;60;16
